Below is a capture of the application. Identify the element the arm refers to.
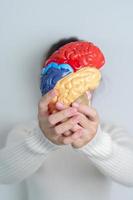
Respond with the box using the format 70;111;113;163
73;123;133;187
0;120;60;184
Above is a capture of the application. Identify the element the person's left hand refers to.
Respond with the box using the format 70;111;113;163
70;102;100;148
55;101;100;149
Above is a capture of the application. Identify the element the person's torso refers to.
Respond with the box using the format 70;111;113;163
25;145;112;200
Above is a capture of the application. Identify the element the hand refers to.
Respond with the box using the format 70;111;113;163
71;102;100;148
38;89;81;146
55;101;100;149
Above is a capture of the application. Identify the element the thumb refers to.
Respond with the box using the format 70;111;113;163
39;89;58;114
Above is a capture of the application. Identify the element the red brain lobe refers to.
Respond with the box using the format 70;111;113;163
45;41;105;71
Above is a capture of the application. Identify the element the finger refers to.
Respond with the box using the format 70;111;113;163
62;130;72;136
55;102;68;110
71;124;82;132
38;89;58;115
48;107;78;126
72;129;96;149
71;129;89;148
54;115;79;135
71;128;84;140
75;113;92;129
61;128;84;144
63;124;82;136
72;103;98;121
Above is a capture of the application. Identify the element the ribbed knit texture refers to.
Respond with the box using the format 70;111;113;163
0;119;133;200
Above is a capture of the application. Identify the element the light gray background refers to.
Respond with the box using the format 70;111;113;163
0;0;133;199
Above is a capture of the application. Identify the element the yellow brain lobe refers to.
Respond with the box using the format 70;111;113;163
48;66;101;113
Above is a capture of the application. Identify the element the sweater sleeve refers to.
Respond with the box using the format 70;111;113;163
72;122;133;187
0;120;61;184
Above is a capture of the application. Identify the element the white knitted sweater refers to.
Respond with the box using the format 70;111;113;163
0;119;133;200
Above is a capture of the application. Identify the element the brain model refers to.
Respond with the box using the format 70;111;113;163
40;41;105;114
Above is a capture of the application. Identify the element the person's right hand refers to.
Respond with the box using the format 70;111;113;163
38;89;82;146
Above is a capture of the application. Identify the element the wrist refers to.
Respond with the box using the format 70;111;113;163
25;121;61;155
72;124;113;160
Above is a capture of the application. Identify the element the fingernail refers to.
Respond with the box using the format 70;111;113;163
72;102;79;107
56;102;65;108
